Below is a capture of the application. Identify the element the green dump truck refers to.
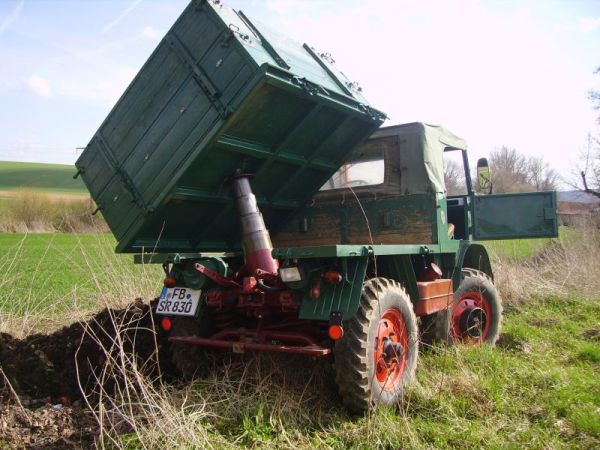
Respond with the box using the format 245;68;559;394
75;0;558;412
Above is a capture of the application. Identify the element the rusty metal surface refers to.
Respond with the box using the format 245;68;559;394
414;279;453;316
169;335;331;356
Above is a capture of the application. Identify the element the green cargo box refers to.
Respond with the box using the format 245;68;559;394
75;0;385;253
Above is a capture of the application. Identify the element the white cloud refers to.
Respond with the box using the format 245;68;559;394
141;25;158;39
102;0;144;34
0;0;25;33
27;74;51;97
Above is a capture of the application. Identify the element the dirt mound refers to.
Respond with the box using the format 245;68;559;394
0;403;97;449
0;299;171;402
0;299;172;448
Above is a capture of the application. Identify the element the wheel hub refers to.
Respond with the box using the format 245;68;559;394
382;338;404;361
460;306;487;339
374;309;408;391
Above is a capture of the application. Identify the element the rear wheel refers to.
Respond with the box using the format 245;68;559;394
333;278;418;413
169;313;213;379
423;269;502;345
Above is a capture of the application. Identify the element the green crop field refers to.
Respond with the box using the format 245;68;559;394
0;233;162;333
0;231;598;448
0;160;87;195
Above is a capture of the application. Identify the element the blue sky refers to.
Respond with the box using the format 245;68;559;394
0;0;598;184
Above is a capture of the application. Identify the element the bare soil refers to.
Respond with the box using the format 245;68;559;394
0;299;172;449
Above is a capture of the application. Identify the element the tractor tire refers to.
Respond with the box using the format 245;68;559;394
422;269;502;346
333;278;418;414
169;314;212;380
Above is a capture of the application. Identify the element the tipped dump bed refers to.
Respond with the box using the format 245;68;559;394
76;0;385;253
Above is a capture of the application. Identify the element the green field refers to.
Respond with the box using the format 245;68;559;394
0;232;598;448
0;233;161;332
0;160;87;195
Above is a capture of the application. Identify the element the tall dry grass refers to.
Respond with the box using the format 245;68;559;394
0;189;107;233
79;313;340;449
82;224;600;448
492;223;600;308
0;233;161;338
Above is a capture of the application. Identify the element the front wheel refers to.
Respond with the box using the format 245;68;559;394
333;278;418;413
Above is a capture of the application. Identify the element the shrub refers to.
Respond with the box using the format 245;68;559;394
0;189;107;233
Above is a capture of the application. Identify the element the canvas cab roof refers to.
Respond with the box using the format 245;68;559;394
371;122;467;195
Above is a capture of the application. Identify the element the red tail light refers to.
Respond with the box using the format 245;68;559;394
328;324;344;340
161;317;172;331
163;276;177;288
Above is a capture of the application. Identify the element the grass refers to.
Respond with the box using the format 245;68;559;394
0;189;106;233
0;162;107;233
0;233;162;336
484;236;552;260
100;292;599;449
483;227;581;261
0;230;599;448
0;160;87;195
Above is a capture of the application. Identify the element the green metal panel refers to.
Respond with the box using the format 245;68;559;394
75;0;385;254
377;255;419;302
472;191;558;240
298;257;368;320
272;244;439;259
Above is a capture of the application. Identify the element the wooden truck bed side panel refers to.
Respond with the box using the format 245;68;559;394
272;193;437;248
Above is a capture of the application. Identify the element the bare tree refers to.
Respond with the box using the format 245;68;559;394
444;159;466;196
569;67;600;195
485;146;558;193
527;156;560;192
589;66;600;125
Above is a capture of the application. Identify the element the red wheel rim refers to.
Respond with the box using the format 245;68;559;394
374;308;408;391
451;291;491;344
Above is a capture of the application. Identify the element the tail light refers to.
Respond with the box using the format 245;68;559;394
328;324;344;340
160;317;172;331
164;276;177;288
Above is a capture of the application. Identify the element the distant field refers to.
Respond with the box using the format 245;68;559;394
0;160;87;195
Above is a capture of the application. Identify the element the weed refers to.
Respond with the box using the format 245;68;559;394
0;189;107;233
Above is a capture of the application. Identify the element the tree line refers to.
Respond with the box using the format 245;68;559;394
444;146;558;195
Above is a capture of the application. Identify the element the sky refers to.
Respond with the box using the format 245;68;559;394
0;0;599;186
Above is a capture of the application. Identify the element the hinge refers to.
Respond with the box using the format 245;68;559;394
95;133;151;215
165;32;231;119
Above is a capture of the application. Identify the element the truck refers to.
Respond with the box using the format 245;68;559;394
75;0;558;413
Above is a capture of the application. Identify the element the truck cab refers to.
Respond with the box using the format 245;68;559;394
273;122;558;251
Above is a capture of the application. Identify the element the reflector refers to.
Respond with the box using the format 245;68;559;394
322;270;342;285
161;317;172;331
328;324;344;340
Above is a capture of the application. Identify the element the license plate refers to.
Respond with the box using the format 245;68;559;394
155;287;201;316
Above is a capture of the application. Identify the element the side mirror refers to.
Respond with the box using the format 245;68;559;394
477;158;492;194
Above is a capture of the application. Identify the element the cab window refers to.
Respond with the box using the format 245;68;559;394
320;151;384;191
